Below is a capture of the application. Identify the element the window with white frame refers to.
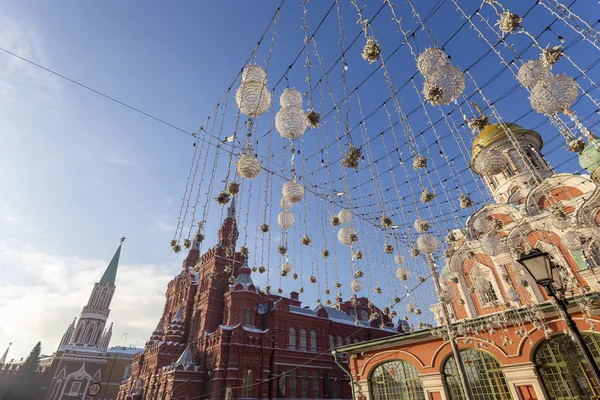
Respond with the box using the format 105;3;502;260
69;381;81;396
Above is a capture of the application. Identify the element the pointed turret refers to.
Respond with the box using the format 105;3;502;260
218;198;239;248
59;318;76;347
100;323;113;349
0;343;11;365
175;345;194;366
165;308;185;342
100;237;125;284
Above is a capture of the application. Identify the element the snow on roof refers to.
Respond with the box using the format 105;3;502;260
289;305;317;316
107;346;144;355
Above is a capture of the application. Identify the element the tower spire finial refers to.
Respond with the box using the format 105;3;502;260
227;196;236;219
100;239;124;285
0;343;12;365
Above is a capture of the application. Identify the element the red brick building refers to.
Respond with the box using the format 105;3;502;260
117;200;400;400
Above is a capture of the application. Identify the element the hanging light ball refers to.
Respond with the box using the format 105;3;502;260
423;64;465;105
281;261;293;274
279;88;303;108
394;254;405;265
280;196;293;210
338;226;358;246
237;154;262;179
277;211;295;229
417;48;448;76
241;64;267;84
561;229;584;250
417;234;438;254
276;106;308;140
236;80;271;117
530;74;578;115
396;267;409;281
517;60;552;89
338;209;352;224
350;279;363;292
472;148;507;176
282;181;304;203
414;217;430;233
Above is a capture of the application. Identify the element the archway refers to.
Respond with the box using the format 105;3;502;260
443;349;512;399
535;333;600;399
369;360;425;400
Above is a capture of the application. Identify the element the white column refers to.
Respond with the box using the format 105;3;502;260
354;379;369;400
420;373;447;400
501;362;547;400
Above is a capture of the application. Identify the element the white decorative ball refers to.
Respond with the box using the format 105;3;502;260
281;261;292;274
350;279;363;292
242;64;267;84
338;226;358;246
423;64;465;105
530;74;578;115
282;181;304;203
396;267;409;280
414;217;430;233
561;229;583;250
517;59;552;89
236;154;262;179
338;209;352;224
276;106;308;140
417;48;448;76
280;196;293;210
472;148;507;176
394;254;405;265
277;211;295;229
279;88;303;108
417;234;438;254
236;80;271;117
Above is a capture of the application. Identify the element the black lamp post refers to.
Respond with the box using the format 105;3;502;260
517;248;600;384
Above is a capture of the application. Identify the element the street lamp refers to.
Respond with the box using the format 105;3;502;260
517;248;600;384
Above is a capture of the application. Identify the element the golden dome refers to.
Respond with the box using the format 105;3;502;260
471;123;543;163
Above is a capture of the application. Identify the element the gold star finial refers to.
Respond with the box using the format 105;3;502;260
120;236;126;243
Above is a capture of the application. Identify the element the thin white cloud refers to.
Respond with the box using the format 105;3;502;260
156;219;177;232
105;151;142;168
0;240;175;360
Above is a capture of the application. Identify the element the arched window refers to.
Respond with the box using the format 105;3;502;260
310;331;317;352
337;336;343;347
329;335;335;351
443;349;512;399
242;368;253;398
289;328;296;350
299;329;307;351
245;308;251;325
84;323;96;344
535;333;600;399
74;322;86;343
370;360;425;400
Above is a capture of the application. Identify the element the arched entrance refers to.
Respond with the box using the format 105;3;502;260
443;349;512;399
535;333;600;399
369;360;425;400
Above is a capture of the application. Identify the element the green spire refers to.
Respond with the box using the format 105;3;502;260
100;237;125;284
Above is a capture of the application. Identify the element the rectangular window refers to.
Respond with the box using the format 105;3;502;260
323;373;330;397
289;370;297;398
301;371;309;398
312;372;319;398
69;381;81;395
333;377;340;398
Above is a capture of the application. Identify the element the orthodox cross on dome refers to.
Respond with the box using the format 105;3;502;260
120;236;126;243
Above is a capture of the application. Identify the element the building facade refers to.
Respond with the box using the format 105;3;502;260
337;123;600;400
117;200;401;400
0;240;141;400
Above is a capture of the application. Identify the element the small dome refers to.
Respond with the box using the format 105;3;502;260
579;139;600;183
471;123;543;164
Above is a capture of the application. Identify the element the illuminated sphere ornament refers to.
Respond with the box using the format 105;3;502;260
280;196;293;210
417;234;438;254
236;80;271;117
281;261;292;274
350;279;363;292
472;148;507;176
396;267;409;281
236;154;262;179
414;217;430;233
517;60;552;89
277;211;295;229
242;65;267;83
530;74;578;115
417;48;448;76
561;229;584;250
338;226;358;246
423;64;465;105
276;89;307;140
338;209;352;224
282;181;304;203
394;254;405;265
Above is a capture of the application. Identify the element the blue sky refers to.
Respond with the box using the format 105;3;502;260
0;0;598;359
